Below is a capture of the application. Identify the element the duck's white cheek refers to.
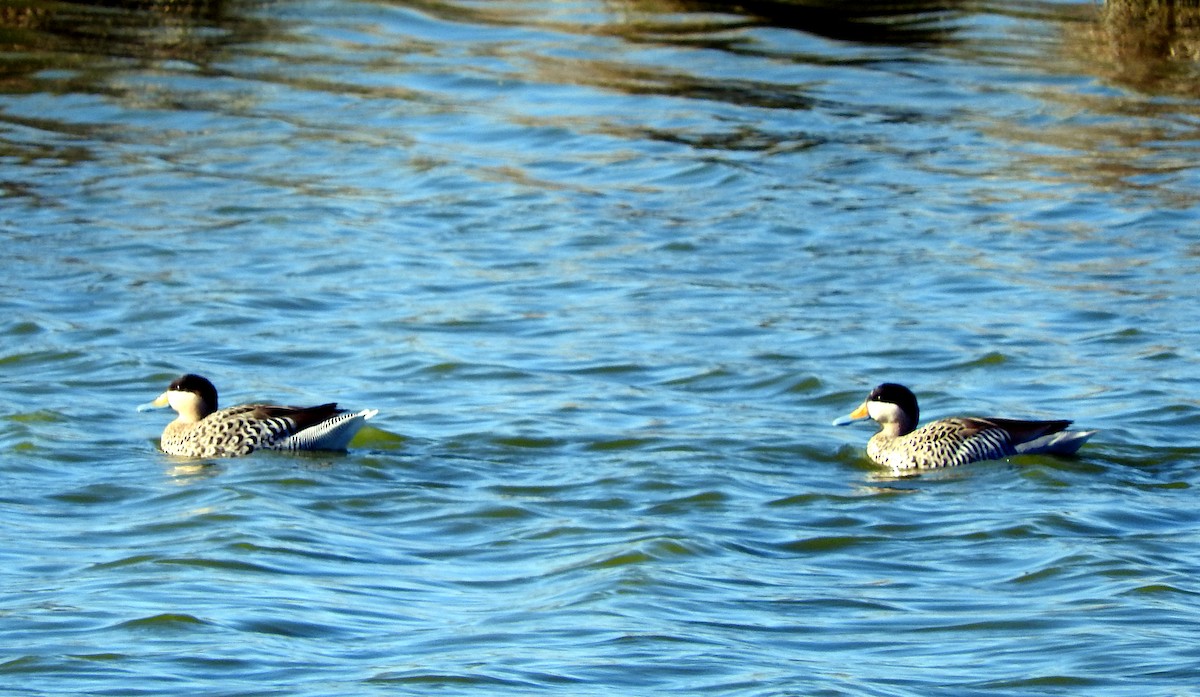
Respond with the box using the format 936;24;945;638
167;391;199;413
867;401;903;423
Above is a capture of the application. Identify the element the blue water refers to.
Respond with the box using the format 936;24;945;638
3;0;1200;694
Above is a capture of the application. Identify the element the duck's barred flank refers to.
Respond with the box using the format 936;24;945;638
868;418;1016;470
160;405;315;458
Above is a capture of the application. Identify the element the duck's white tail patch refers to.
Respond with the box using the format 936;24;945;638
275;408;378;452
1013;429;1096;456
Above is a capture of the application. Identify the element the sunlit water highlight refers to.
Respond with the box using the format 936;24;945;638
2;0;1199;694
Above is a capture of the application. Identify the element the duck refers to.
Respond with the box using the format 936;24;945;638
833;382;1095;470
139;373;378;458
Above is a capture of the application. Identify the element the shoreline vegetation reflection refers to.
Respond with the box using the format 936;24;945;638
1;0;1198;202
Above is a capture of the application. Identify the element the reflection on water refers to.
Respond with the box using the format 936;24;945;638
1065;0;1200;97
0;0;265;64
0;0;270;177
3;0;1197;84
3;0;1199;205
981;2;1200;200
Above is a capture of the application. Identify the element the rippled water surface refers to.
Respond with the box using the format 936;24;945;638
3;0;1200;694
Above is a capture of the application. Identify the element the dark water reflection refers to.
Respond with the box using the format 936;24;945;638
606;0;962;46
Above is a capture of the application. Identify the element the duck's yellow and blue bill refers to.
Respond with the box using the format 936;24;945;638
832;402;870;426
137;392;170;412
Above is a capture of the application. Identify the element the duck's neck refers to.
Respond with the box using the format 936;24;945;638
877;419;914;438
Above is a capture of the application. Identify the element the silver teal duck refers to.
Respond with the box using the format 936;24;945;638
833;383;1095;471
139;374;378;458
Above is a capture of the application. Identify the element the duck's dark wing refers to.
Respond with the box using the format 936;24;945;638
963;417;1072;446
